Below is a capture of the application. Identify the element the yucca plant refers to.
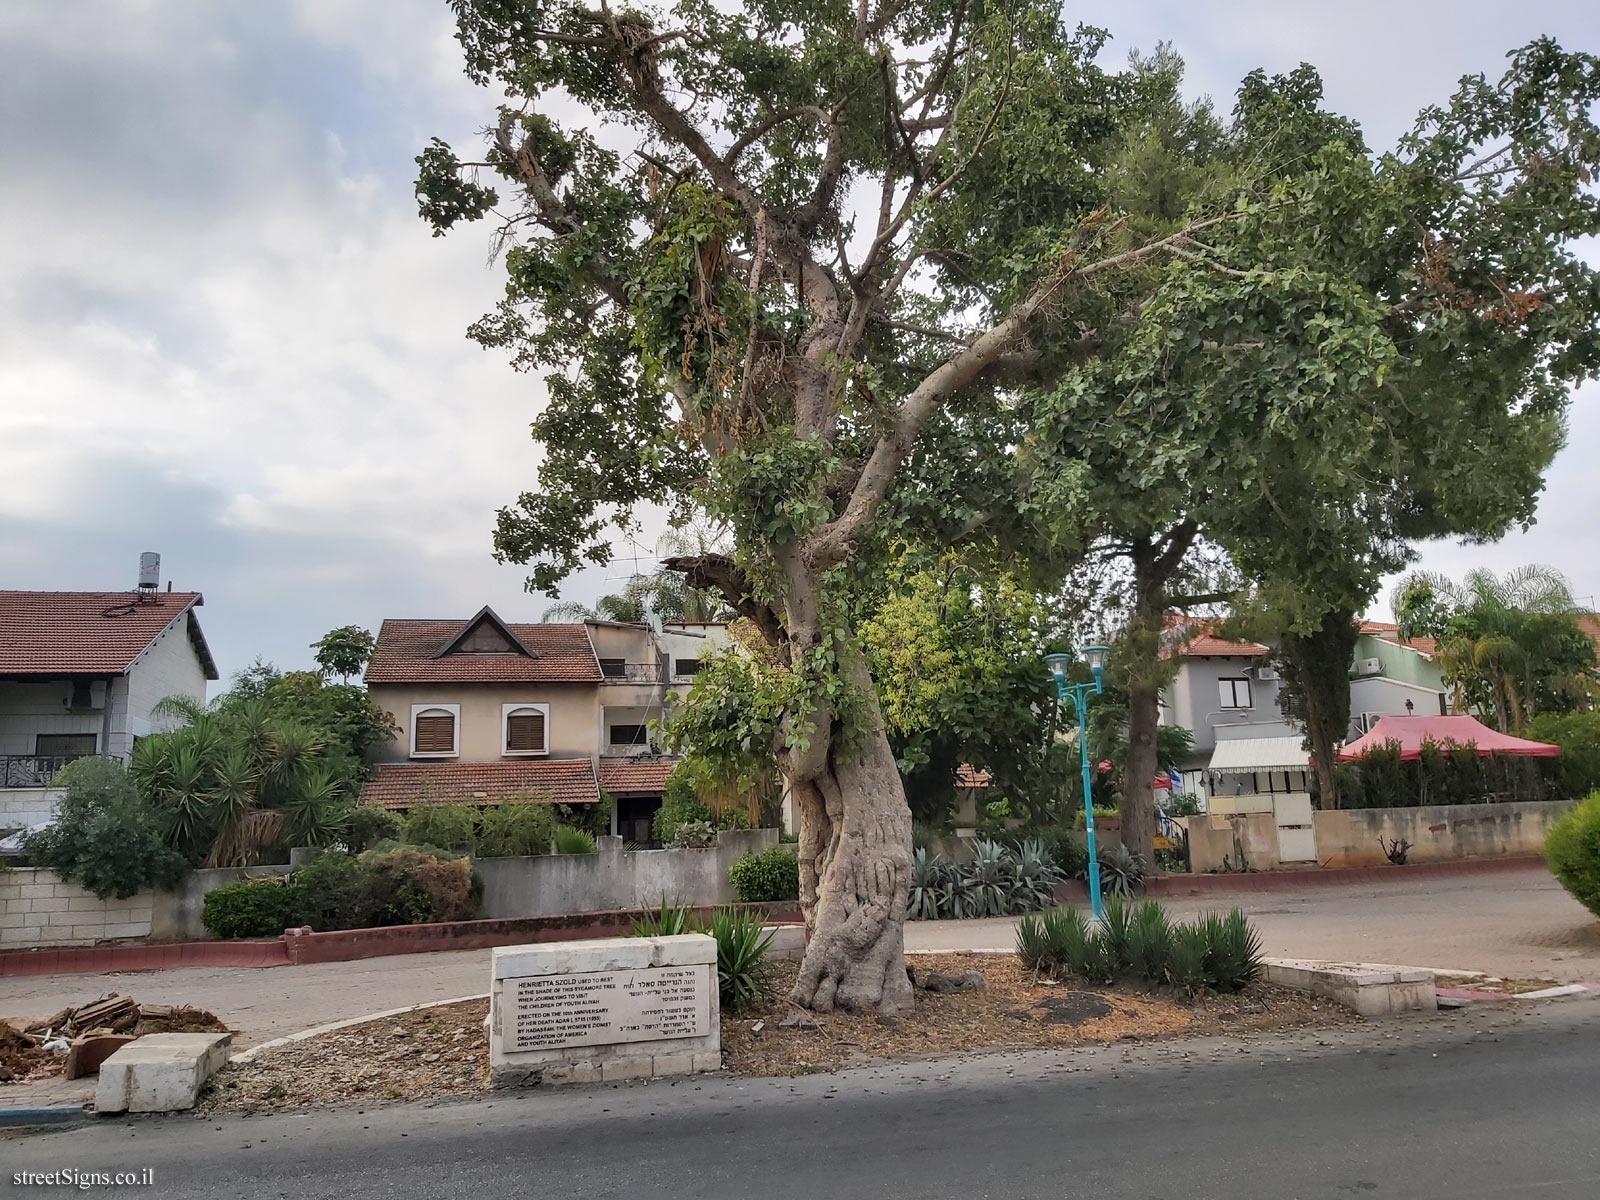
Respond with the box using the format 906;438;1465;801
1204;908;1264;992
1016;913;1053;972
1167;921;1212;997
553;826;597;854
709;906;775;1011
1047;905;1097;978
632;895;701;937
1126;899;1173;984
1097;896;1134;975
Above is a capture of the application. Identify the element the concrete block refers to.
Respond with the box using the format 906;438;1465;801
764;924;807;961
46;908;84;925
30;897;70;913
691;1052;722;1074
96;1032;234;1114
0;911;27;929
600;1056;653;1082
18;883;55;899
650;1052;695;1077
1264;958;1436;1017
540;1061;600;1086
68;895;113;911
492;936;655;980
649;933;719;967
71;923;111;940
103;923;150;940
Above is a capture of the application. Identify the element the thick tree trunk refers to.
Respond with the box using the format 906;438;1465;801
788;714;915;1012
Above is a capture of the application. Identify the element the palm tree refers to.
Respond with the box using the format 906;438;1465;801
1394;565;1585;730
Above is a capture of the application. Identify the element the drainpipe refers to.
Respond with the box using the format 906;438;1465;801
100;676;115;760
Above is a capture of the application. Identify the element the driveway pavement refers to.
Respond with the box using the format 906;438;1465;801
2;865;1595;1059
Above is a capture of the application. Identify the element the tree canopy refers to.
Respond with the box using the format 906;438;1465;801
419;0;1600;1008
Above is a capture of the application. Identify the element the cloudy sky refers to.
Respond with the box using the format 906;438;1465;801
1;1;1595;684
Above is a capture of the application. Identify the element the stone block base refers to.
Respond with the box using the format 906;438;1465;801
491;1047;721;1088
1264;958;1437;1017
95;1032;233;1113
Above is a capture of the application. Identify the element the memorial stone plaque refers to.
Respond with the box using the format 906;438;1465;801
505;964;712;1051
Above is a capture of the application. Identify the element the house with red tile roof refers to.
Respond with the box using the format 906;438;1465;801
361;606;726;843
0;577;218;828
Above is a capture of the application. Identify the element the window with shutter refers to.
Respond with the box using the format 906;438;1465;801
505;709;547;753
413;711;456;755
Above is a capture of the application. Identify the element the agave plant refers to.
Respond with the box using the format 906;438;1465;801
1011;837;1064;913
1167;920;1212;997
1098;843;1146;898
1202;908;1264;992
964;838;1017;917
1096;896;1134;975
631;895;701;937
908;847;952;921
710;906;775;1011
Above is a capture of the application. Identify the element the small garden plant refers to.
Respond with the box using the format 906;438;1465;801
907;837;1066;920
627;898;775;1011
1016;898;1262;996
728;845;799;902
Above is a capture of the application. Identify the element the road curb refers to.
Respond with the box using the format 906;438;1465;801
0;1104;88;1131
231;994;490;1064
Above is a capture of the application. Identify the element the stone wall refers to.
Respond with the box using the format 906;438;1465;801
0;867;153;948
148;866;288;942
1181;799;1570;873
475;830;780;920
0;787;60;831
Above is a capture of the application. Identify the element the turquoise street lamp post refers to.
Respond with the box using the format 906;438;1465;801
1044;646;1109;922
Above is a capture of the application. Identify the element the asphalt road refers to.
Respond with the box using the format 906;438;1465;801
6;997;1598;1200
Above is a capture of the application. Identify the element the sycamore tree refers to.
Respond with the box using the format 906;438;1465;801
418;0;1598;1007
1026;48;1600;853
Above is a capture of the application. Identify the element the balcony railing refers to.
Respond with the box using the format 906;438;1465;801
599;662;666;684
1;754;92;789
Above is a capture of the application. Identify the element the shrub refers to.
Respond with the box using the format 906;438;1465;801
340;806;401;854
729;846;799;903
201;876;297;938
710;906;774;1011
402;804;478;853
476;803;556;857
1015;905;1092;976
359;846;478;925
671;819;717;849
1126;899;1173;983
1097;896;1134;975
654;769;712;845
286;850;368;930
22;757;190;900
908;847;952;921
1545;790;1600;918
1165;921;1211;996
1525;714;1600;803
1201;908;1264;991
553;826;596;854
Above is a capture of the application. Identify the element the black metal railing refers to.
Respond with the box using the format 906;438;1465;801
1;754;89;788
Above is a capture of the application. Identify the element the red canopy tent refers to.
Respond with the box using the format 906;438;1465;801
1338;715;1560;762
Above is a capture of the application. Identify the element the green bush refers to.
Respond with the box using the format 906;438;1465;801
22;757;190;900
1546;790;1600;918
201;845;479;936
653;770;712;845
476;803;556;857
340;806;401;854
1524;714;1600;802
729;846;799;902
402;804;478;853
553;826;596;854
710;906;774;1011
201;876;297;938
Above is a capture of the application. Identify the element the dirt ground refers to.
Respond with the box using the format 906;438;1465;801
197;953;1356;1115
0;1004;229;1086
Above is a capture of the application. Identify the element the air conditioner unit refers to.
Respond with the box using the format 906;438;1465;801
1360;712;1386;733
1253;665;1279;681
1355;657;1382;677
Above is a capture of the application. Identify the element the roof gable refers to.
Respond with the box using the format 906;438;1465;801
435;606;537;659
365;616;603;684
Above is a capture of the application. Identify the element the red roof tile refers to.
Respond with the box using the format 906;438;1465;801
360;759;600;810
0;591;217;679
1163;615;1267;658
1358;620;1437;657
955;763;990;789
365;618;601;684
597;757;679;795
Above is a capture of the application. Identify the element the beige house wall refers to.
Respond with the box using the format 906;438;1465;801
369;682;602;764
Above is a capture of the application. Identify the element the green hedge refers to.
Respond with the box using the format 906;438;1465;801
728;845;799;903
1522;713;1600;803
201;846;480;938
1333;742;1552;808
1546;790;1600;919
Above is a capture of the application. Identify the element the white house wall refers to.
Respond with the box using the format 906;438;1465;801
119;615;210;757
1163;657;1286;754
0;681;105;757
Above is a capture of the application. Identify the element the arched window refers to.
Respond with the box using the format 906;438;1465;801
503;703;549;755
410;704;459;757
